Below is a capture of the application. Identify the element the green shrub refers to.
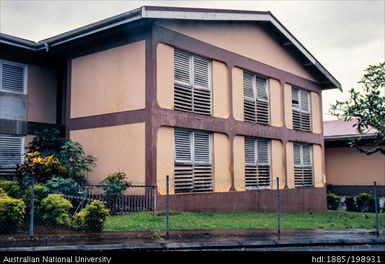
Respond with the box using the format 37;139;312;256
101;172;131;204
327;193;340;210
22;183;49;221
46;176;84;196
72;200;110;232
27;129;96;185
356;192;377;212
0;180;21;198
40;194;72;226
0;188;26;233
345;196;359;212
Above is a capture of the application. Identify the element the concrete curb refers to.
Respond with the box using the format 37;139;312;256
2;236;385;252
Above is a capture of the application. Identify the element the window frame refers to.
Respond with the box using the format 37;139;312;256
293;143;314;188
292;87;312;132
174;49;212;116
0;59;28;95
244;136;271;189
174;129;212;165
243;70;270;125
0;134;25;166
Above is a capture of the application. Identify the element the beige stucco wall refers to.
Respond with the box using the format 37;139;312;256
158;20;316;81
71;41;145;118
269;78;283;127
232;67;244;121
271;140;285;189
27;65;57;123
311;92;322;134
70;123;145;184
286;142;295;189
156;43;174;110
157;126;175;194
233;135;245;191
326;147;385;185
313;144;324;187
213;133;231;192
283;83;293;129
212;61;230;118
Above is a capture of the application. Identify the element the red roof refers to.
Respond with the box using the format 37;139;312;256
324;119;377;139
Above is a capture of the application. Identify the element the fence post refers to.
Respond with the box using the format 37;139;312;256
374;181;379;237
28;174;35;238
276;177;281;236
153;185;157;214
166;175;170;240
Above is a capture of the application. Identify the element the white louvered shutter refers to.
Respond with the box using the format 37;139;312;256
174;129;192;162
193;131;212;192
174;129;193;193
245;137;271;189
1;62;25;93
292;87;311;132
294;143;313;188
255;77;269;125
0;135;23;177
174;50;211;116
256;139;270;187
192;56;211;116
302;144;313;187
244;137;257;189
300;90;311;132
243;72;256;123
174;50;193;112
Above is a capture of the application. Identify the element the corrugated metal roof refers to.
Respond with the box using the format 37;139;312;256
324;119;377;140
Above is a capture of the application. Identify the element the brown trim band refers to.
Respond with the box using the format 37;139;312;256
27;122;64;135
154;109;323;145
69;109;147;131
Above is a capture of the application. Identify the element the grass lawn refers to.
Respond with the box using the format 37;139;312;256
103;211;384;232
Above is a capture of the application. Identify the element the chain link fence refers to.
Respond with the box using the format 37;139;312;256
0;175;383;241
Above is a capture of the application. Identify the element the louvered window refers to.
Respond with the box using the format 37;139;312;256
0;134;24;177
292;88;311;132
0;60;26;94
174;128;212;193
243;71;269;125
174;50;211;116
244;137;271;189
293;143;313;187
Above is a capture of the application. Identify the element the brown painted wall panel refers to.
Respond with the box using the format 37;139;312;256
156;187;326;212
70;41;146;118
27;65;57;124
326;147;385;185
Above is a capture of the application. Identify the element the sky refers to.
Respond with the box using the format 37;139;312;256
1;0;384;120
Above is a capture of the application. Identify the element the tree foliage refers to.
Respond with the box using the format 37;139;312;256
330;62;385;155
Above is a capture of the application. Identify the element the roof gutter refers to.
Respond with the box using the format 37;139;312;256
35;7;143;50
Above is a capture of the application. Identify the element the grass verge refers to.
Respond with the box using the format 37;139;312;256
103;211;383;232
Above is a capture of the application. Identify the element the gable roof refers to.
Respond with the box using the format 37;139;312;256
324;119;377;141
0;5;341;90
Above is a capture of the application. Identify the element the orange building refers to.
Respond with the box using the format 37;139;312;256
0;6;340;211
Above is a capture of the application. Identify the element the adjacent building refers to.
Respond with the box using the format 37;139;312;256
324;119;385;196
0;6;341;211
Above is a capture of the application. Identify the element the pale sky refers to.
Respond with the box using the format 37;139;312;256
1;0;384;120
